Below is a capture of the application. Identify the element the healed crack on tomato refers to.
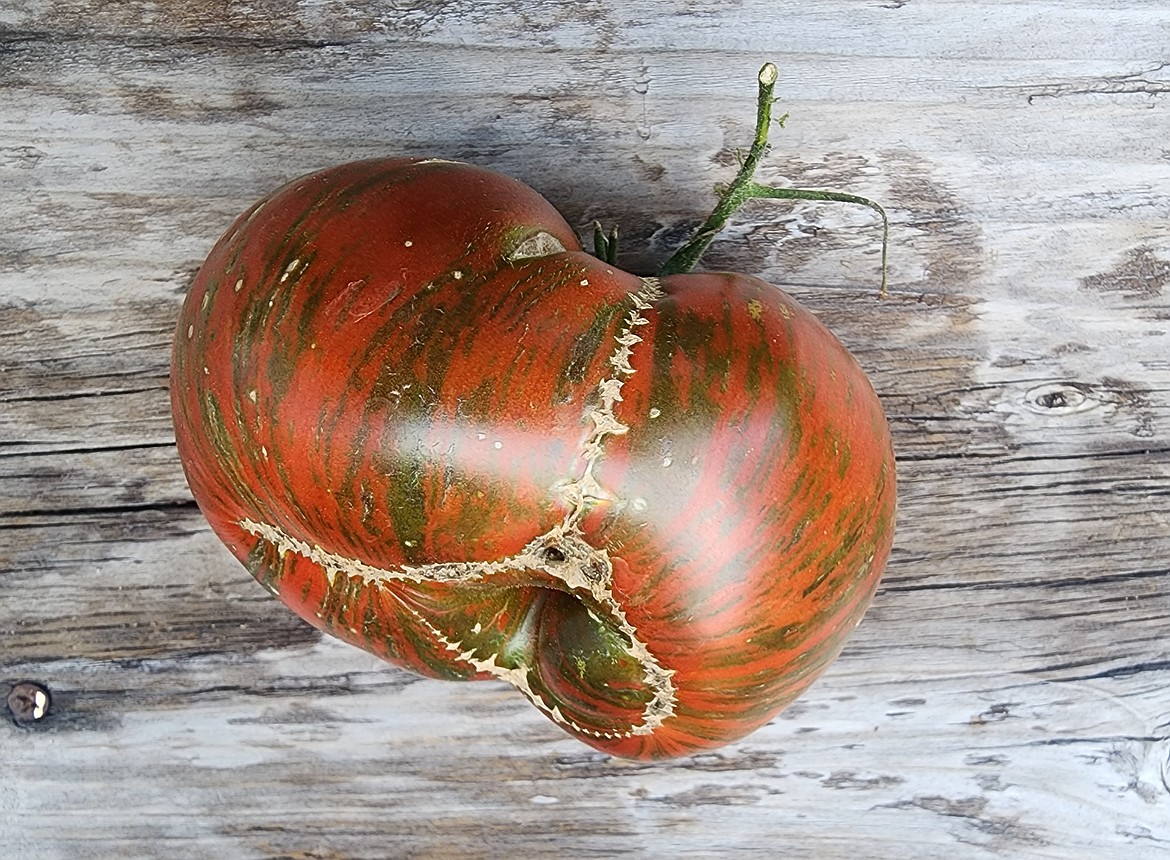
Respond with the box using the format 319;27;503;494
555;277;663;522
237;276;678;740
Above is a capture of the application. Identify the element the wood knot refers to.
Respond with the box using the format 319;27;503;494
1024;382;1097;415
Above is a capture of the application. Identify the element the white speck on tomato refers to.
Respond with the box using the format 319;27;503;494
280;258;301;283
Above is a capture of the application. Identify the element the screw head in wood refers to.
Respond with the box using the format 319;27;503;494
7;681;51;724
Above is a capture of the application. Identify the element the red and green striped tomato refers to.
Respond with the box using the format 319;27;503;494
171;157;896;759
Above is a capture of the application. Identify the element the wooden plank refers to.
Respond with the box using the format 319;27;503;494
2;1;1168;857
5;0;1170;60
2;520;1166;858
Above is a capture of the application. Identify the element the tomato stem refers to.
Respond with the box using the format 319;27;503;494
592;221;619;266
657;62;890;297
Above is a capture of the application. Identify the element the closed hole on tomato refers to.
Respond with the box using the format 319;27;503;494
508;231;567;262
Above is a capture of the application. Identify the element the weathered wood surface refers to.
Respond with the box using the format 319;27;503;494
2;1;1168;857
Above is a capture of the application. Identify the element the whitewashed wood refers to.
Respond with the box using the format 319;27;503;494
2;1;1169;858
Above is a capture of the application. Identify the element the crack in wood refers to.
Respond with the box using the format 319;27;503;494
1019;63;1170;103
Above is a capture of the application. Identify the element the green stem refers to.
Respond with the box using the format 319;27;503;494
657;62;890;297
592;221;619;266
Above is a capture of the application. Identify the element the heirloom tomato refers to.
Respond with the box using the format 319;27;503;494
171;65;895;759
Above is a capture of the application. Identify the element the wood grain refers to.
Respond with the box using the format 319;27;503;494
2;1;1168;857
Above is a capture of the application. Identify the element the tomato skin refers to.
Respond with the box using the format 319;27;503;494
172;157;895;759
